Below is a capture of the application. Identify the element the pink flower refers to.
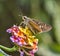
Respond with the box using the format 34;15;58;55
7;25;38;56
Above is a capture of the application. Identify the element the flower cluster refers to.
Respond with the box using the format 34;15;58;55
7;25;38;56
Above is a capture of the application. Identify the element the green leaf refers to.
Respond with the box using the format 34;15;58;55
0;49;9;56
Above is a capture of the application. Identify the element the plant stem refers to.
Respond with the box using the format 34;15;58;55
0;45;17;52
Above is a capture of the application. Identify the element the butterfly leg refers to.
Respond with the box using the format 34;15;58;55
20;21;26;28
27;23;35;34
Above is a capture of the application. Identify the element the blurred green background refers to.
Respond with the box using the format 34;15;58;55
0;0;60;56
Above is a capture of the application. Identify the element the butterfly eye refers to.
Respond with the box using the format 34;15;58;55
22;16;27;20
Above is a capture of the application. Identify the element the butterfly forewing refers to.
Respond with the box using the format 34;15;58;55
32;19;52;32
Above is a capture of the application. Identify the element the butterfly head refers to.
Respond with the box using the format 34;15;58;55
22;16;28;21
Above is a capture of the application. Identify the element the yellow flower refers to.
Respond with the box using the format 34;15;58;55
19;26;38;46
19;26;33;36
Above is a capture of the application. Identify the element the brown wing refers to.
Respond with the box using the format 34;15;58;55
32;19;52;33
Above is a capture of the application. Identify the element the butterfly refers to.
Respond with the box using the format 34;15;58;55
20;16;52;34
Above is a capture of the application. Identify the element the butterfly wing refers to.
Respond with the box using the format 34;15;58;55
32;19;52;33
